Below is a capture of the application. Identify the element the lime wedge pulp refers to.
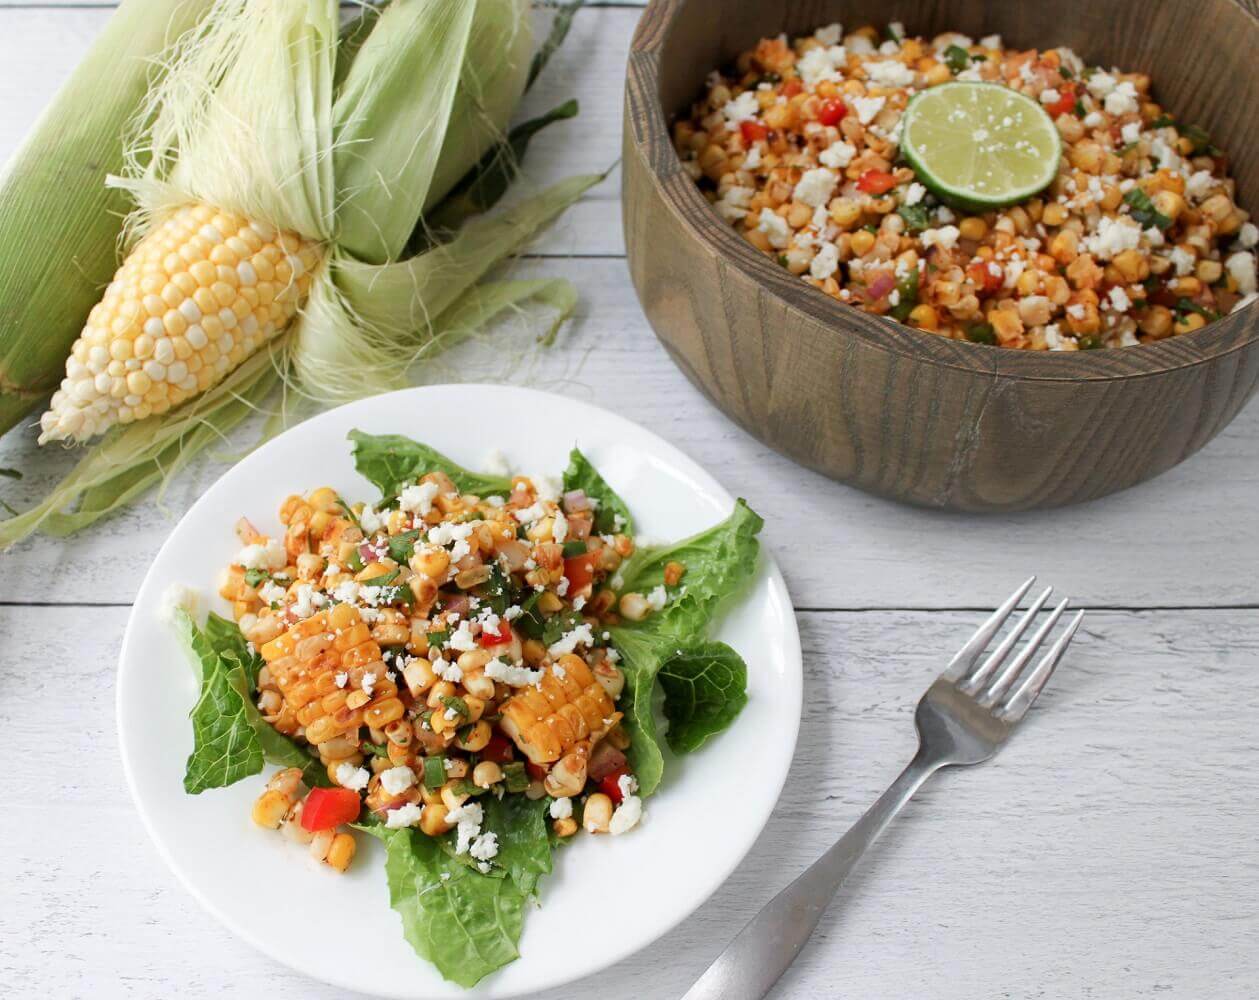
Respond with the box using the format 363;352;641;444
900;81;1062;212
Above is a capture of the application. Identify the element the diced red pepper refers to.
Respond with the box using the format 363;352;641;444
1047;84;1077;119
967;261;1004;296
599;766;631;805
526;761;549;783
481;622;512;647
740;120;768;143
300;787;361;832
563;553;599;592
817;98;848;127
481;731;516;764
781;79;803;98
857;169;897;195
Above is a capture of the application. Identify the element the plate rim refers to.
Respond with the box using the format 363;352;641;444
116;383;802;998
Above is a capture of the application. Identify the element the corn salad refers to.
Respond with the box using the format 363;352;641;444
677;22;1259;350
223;470;661;873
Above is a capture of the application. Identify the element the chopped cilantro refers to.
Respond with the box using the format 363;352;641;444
1124;187;1171;231
965;323;997;345
561;540;588;557
943;44;970;73
388;528;423;563
439;695;470;720
897;202;932;233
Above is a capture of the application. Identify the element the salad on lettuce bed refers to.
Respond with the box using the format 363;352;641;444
171;430;762;986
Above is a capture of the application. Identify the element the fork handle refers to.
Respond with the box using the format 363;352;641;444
682;751;942;1000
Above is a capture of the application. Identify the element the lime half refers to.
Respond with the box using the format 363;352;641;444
900;81;1062;212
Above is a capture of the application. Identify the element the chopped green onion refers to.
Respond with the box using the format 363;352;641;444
1124;188;1171;231
1176;298;1220;321
423;755;447;789
243;568;270;587
889;267;919;322
503;762;529;793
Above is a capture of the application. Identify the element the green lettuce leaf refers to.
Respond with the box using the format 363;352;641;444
348;429;512;500
177;608;265;794
615;499;763;641
362;825;527;988
562;446;634;535
609;500;763;793
658;641;750;754
481;793;553;898
177;610;328;792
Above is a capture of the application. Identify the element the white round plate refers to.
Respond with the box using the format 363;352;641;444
118;384;801;999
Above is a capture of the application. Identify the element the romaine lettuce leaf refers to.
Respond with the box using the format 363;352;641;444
609;499;763;793
177;609;327;792
177;608;265;794
615;499;763;641
562;446;634;535
657;641;749;754
349;429;512;500
481;794;553;898
362;825;527;988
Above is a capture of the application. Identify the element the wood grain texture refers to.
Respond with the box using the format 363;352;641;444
623;0;1259;511
4;605;1256;999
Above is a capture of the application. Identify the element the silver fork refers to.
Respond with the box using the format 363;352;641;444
682;577;1085;1000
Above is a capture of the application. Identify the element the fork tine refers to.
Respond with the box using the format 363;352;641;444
942;576;1036;680
999;610;1084;721
980;597;1070;705
960;585;1053;691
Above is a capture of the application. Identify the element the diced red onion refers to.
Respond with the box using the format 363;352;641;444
562;489;591;512
866;272;895;300
588;744;627;781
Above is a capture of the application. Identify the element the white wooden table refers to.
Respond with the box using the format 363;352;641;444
2;5;1257;998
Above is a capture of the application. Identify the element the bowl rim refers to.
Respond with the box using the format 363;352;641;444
624;0;1259;383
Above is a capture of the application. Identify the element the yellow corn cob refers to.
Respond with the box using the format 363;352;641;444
38;202;322;443
259;603;404;748
499;654;620;765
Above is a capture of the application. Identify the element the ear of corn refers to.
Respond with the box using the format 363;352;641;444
0;0;595;549
0;0;216;438
39;205;320;443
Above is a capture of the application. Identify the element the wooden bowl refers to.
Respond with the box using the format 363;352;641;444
622;0;1259;511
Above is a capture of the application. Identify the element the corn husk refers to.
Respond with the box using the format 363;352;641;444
0;0;597;548
0;0;216;437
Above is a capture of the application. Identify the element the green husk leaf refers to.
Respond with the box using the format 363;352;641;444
333;2;384;91
426;99;579;231
0;0;217;437
527;1;584;91
335;172;601;336
290;173;600;399
0;346;281;549
333;0;478;263
422;0;534;217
